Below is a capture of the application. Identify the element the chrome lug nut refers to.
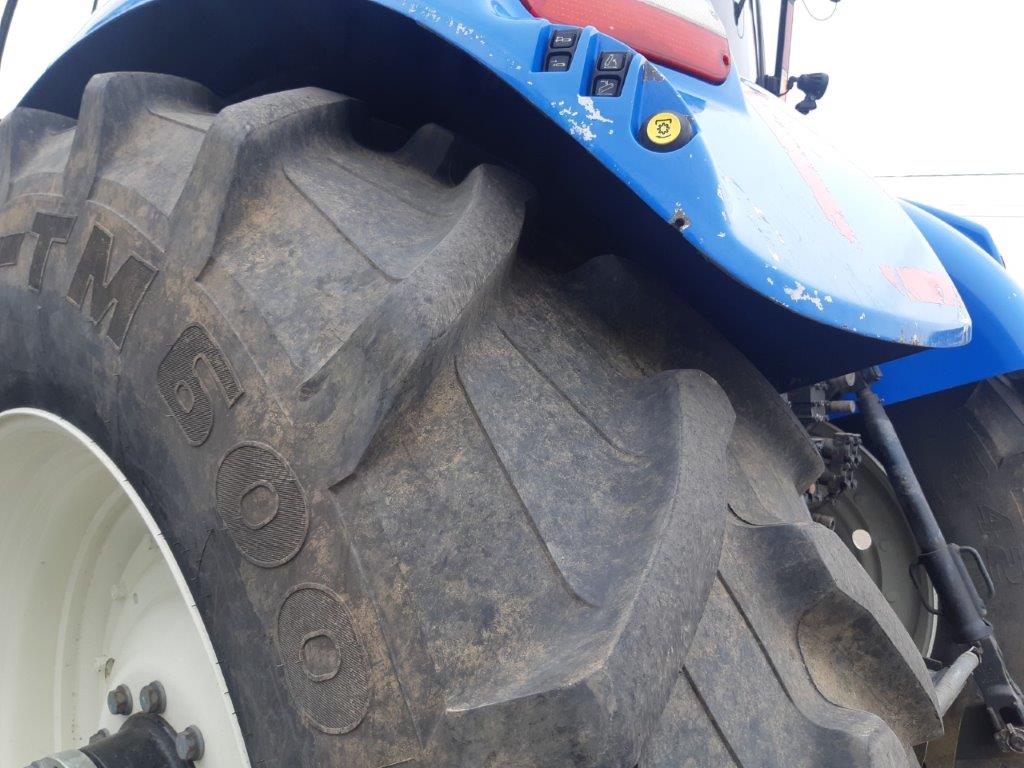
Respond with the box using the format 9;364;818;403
138;680;166;714
106;684;133;716
176;725;205;762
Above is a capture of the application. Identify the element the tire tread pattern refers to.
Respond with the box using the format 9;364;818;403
0;73;944;768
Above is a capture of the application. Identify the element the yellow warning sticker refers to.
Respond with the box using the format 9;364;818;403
645;112;683;145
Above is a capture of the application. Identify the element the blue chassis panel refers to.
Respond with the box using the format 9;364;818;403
22;0;1024;400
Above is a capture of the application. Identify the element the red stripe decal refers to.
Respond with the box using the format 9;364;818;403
881;265;964;307
745;90;856;243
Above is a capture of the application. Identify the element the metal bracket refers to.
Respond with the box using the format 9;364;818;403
806;431;863;507
786;374;858;424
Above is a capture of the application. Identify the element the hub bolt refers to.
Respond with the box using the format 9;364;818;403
89;728;110;744
139;680;167;714
106;684;133;716
176;725;205;762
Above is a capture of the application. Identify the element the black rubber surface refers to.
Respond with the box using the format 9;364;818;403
0;72;941;767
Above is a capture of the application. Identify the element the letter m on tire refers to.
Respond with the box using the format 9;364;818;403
67;224;157;349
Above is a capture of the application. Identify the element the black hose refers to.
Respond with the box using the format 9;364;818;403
856;382;992;644
0;0;20;75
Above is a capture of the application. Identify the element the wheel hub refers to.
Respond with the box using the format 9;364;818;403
0;410;248;767
30;712;191;768
809;421;939;656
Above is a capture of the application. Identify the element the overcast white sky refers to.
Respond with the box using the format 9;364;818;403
787;0;1024;280
0;0;97;111
0;0;1021;276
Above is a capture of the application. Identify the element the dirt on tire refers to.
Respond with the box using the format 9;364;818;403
0;72;942;767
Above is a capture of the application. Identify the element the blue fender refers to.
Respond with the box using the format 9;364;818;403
875;202;1024;404
19;0;973;384
910;201;1005;267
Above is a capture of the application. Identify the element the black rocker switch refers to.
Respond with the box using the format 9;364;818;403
592;76;621;97
598;51;627;71
550;28;579;49
546;53;572;72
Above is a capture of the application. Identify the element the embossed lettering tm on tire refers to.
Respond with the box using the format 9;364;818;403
1;73;943;766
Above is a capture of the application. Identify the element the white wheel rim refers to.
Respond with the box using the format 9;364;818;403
0;408;250;767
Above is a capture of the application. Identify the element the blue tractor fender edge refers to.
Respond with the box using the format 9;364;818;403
876;201;1024;405
910;201;1005;267
19;0;973;388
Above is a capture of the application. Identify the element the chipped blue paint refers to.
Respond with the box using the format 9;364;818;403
36;0;974;352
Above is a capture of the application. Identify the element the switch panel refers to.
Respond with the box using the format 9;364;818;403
590;51;631;96
544;27;581;71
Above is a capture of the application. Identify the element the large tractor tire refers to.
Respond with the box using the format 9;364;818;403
895;376;1024;766
0;73;943;767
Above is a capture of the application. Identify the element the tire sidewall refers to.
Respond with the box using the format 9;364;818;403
0;193;412;766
